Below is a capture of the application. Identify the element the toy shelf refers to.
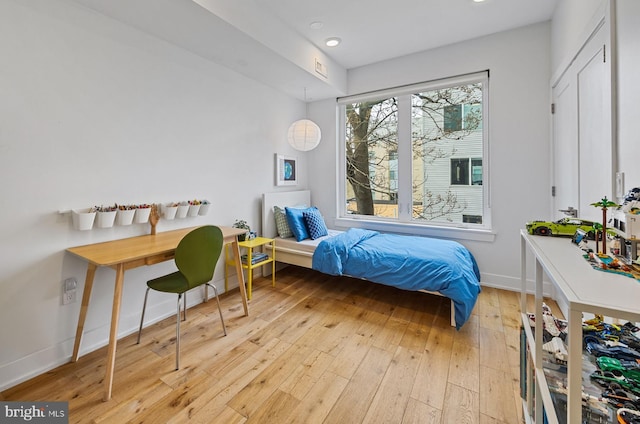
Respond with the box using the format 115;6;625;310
520;230;640;424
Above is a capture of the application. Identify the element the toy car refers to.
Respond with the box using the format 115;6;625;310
618;407;640;424
589;370;640;395
597;356;640;383
586;342;640;361
525;217;615;238
601;388;640;410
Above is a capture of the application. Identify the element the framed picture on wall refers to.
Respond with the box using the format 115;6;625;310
275;154;297;186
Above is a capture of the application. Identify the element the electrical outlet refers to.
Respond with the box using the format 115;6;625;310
63;290;76;305
616;172;625;198
62;278;77;305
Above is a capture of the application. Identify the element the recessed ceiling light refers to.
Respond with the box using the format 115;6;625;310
473;0;486;2
309;21;324;30
325;37;341;47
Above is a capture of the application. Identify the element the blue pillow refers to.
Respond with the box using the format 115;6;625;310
285;206;311;241
303;208;328;240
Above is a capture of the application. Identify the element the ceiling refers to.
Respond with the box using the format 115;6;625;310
254;0;559;70
71;0;559;100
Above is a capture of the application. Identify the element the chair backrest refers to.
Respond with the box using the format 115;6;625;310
174;226;224;290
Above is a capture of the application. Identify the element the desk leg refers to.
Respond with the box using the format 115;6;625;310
72;264;97;362
247;247;253;300
103;264;125;401
271;241;276;288
232;240;249;316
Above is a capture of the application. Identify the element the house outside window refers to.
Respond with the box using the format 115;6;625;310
340;71;489;230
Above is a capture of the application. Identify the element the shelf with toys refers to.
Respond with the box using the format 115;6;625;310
520;230;640;423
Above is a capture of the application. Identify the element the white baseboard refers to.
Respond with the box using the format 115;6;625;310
479;272;555;298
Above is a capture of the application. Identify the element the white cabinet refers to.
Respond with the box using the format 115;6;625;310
520;230;640;423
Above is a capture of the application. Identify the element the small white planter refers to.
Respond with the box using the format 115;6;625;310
96;210;117;228
116;209;135;226
134;207;151;224
188;204;201;217
164;205;178;220
198;202;210;216
176;205;189;219
72;208;96;231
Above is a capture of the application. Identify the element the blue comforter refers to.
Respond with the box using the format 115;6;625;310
312;228;481;329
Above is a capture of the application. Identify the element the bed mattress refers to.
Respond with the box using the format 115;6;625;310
274;229;343;254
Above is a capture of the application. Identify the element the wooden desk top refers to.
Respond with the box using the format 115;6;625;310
67;226;245;267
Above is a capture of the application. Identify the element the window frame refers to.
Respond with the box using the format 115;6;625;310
336;71;493;241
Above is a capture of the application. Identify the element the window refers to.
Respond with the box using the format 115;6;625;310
451;158;482;186
451;159;469;185
444;105;462;132
463;215;483;224
339;71;489;230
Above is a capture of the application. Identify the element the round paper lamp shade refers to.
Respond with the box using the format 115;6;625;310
287;119;321;151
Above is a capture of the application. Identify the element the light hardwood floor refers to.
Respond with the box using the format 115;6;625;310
2;266;551;424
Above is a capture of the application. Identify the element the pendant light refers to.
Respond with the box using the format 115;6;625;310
287;88;321;151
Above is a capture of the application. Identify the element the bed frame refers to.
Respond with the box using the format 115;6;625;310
262;190;314;268
261;190;457;327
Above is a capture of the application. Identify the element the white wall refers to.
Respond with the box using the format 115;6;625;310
0;0;307;390
308;23;552;293
616;0;640;189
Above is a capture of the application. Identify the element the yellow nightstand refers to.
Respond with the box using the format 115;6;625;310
224;237;275;300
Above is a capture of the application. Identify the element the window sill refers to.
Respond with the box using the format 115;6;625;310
333;217;496;242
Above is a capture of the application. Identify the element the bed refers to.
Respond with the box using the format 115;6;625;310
261;190;481;329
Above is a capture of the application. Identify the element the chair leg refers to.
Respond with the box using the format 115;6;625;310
182;291;187;322
176;293;182;370
207;283;227;336
137;287;151;344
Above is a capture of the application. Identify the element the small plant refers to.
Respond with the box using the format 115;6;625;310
233;219;250;231
233;219;251;241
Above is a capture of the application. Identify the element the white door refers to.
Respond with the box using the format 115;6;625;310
551;20;613;222
576;29;612;222
552;72;578;221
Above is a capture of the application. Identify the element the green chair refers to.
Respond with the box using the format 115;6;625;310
137;225;227;370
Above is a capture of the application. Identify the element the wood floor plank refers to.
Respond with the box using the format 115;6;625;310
441;382;479;424
244;389;299;424
328;333;374;380
410;322;454;409
323;346;394;424
226;343;313;418
92;380;173;424
479;326;510;372
479;365;519;423
402;397;442;424
280;371;349;424
448;340;480;392
278;349;334;400
371;316;408;352
362;346;422;424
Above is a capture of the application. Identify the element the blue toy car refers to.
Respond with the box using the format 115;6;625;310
586;342;640;362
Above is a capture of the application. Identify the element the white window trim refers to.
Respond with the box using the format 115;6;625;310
337;71;492;240
333;217;496;242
